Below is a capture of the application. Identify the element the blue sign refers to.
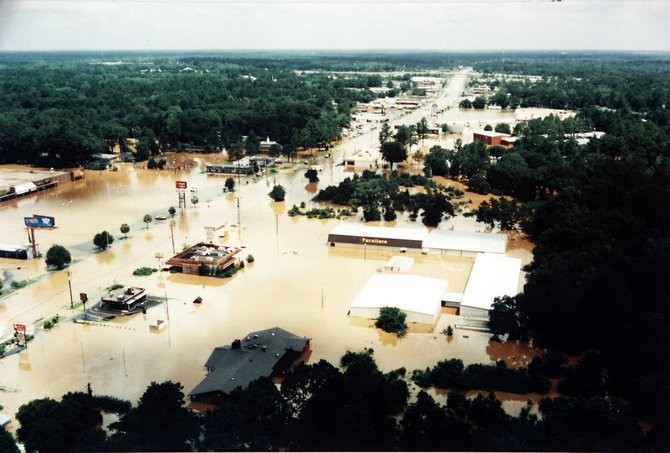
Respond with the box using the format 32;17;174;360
24;215;55;228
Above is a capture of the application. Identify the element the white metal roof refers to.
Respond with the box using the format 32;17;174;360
13;181;37;195
349;274;448;318
423;230;507;254
329;224;428;242
460;254;521;311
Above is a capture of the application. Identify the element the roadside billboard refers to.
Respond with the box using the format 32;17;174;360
24;215;55;228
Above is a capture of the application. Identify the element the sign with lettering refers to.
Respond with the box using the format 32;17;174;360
13;323;26;332
24;215;55;228
175;181;187;189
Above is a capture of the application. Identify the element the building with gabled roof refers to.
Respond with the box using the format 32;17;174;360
189;327;311;404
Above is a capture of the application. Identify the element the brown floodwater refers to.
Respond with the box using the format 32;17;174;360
0;78;560;426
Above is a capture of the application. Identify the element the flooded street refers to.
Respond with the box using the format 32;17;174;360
0;75;548;422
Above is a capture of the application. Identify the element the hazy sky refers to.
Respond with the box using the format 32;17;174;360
0;0;667;51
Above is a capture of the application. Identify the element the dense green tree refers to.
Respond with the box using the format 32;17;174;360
109;381;199;451
416;116;430;146
269;184;286;202
375;306;408;336
16;394;105;453
458;98;472;109
0;428;19;453
120;223;130;239
45;244;71;269
494;122;512;134
380;140;407;165
488;295;527;341
472;96;487;109
423;145;450;177
473;197;526;230
304;168;319;183
143;214;152;229
224;177;235;192
399;390;449;451
394;124;418;154
93;231;114;250
378;121;393;145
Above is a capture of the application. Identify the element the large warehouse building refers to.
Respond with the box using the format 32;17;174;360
327;224;507;255
348;274;448;324
458;254;522;319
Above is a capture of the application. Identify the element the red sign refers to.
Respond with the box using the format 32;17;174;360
176;181;187;189
13;323;26;332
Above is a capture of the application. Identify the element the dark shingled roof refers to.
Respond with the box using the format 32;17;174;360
189;327;309;397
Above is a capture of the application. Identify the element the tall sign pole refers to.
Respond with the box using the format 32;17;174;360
175;181;187;214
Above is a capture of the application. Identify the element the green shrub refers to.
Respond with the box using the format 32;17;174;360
11;279;30;289
132;267;156;276
375;306;407;337
246;254;255;263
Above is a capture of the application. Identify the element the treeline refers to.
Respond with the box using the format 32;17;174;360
440;59;670;439
0;56;376;167
6;350;661;452
474;53;670;111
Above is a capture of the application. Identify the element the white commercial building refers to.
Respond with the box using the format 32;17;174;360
423;230;507;255
327;224;508;255
348;274;448;324
459;254;522;319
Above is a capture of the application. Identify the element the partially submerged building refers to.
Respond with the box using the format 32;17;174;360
99;286;147;313
0;243;33;260
0;169;76;203
327;224;508;255
444;253;522;318
165;243;241;275
189;327;311;404
343;148;381;170
348;274;447;324
472;130;512;146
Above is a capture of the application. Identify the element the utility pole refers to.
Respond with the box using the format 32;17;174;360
67;270;74;309
169;221;176;254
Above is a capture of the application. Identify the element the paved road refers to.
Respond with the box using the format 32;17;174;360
331;67;474;159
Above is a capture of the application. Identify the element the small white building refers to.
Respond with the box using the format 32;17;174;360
349;274;448;324
343;148;381;170
459;254;522;319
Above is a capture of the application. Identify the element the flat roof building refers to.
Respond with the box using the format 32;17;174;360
165;242;241;275
459;254;522;319
327;224;508;255
348;274;447;324
328;224;426;250
472;130;512;146
100;286;147;313
423;230;507;255
343;148;381;170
